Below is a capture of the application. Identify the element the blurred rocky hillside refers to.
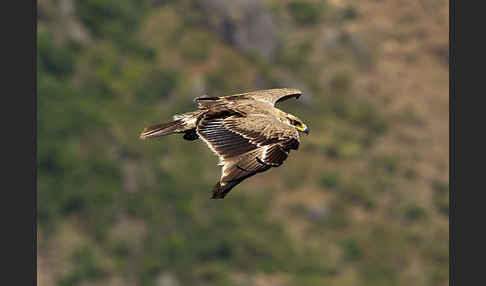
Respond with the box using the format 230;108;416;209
37;0;449;285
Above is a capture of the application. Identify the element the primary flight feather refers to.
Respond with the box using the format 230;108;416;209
140;88;309;199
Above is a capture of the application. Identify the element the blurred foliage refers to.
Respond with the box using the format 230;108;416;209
37;0;448;286
319;171;341;189
58;246;107;286
287;1;327;26
76;0;147;40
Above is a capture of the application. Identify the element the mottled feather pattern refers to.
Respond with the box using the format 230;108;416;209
212;149;272;199
140;88;308;199
197;118;257;160
262;144;288;166
223;115;299;146
226;88;301;106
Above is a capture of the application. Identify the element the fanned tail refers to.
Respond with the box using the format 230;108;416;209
139;120;184;139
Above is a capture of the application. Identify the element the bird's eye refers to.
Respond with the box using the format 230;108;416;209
292;120;300;126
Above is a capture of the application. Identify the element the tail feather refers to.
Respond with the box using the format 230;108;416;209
140;120;184;139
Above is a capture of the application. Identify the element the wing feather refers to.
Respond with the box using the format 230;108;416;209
196;88;302;108
197;114;299;198
228;88;302;106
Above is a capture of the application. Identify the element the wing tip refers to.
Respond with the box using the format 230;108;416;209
139;128;149;139
211;182;228;199
278;88;302;96
287;87;302;95
273;88;302;104
211;181;239;199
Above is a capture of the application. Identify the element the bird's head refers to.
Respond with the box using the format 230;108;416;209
286;114;309;135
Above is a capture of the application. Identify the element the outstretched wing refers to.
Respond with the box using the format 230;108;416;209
197;114;299;199
235;88;302;106
195;88;302;108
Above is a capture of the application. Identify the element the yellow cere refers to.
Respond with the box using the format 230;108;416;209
296;123;307;132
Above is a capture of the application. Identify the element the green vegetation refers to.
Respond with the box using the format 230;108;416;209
76;0;147;39
340;237;362;262
340;5;359;21
58;246;107;286
287;1;326;26
432;180;449;216
403;203;428;222
180;31;213;62
319;171;341;189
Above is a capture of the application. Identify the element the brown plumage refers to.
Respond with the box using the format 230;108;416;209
140;88;309;199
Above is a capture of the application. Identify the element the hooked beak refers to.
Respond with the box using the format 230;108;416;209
296;123;309;135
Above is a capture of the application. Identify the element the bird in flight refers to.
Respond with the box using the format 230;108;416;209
140;88;309;199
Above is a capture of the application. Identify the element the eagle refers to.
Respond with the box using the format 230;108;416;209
140;88;309;199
